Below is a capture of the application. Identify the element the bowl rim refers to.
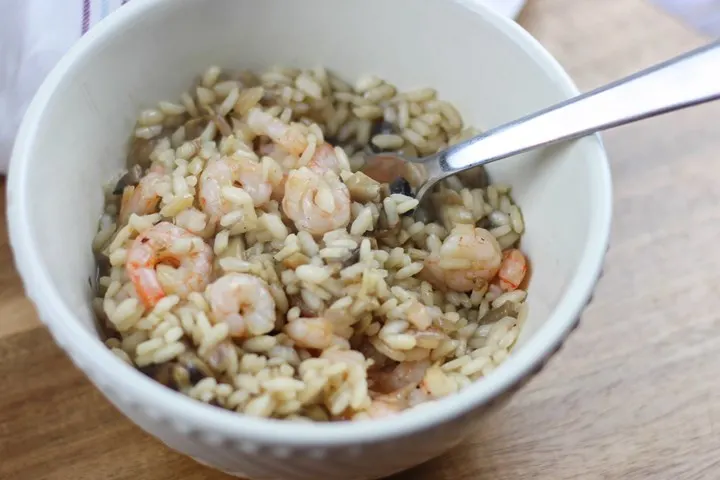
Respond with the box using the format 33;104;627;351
8;0;612;446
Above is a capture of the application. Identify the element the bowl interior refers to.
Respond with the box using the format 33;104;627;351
10;0;609;433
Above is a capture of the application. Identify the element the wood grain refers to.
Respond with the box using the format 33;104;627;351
0;179;40;338
2;1;718;478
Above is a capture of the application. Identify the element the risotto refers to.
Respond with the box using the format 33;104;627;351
92;65;529;422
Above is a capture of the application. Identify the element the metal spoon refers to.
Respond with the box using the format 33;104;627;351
364;40;720;203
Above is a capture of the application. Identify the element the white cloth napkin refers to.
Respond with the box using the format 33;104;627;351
0;0;129;173
0;0;524;174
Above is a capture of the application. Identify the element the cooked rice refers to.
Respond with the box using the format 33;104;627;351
92;65;531;422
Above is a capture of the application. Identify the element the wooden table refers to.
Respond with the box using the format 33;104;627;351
1;1;718;478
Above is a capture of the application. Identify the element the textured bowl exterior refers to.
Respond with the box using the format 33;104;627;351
7;0;612;479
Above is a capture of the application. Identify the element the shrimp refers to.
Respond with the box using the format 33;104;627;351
422;225;502;292
365;381;421;419
495;248;528;291
366;363;448;417
126;222;213;308
199;155;272;221
282;167;351;236
285;317;333;349
368;359;430;394
118;169;166;225
199;157;233;221
207;273;276;338
232;155;273;206
307;143;343;175
247;108;308;156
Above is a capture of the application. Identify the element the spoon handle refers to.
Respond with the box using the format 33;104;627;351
439;40;720;176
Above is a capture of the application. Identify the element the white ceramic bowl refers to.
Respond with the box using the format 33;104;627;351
7;0;612;479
